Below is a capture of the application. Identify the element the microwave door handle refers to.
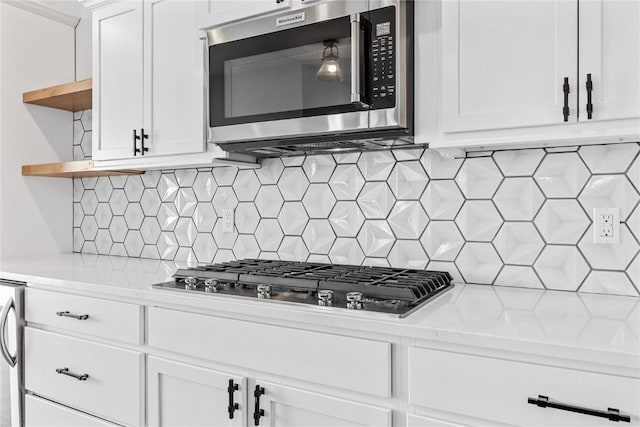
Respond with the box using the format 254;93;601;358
0;297;16;368
350;14;369;107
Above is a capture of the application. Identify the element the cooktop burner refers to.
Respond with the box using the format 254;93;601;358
152;259;454;318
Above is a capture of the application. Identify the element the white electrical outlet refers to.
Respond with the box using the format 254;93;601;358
593;208;620;244
221;208;234;232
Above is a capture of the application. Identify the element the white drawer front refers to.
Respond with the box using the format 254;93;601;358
25;328;142;426
26;395;117;427
25;288;142;344
409;347;639;426
148;307;391;397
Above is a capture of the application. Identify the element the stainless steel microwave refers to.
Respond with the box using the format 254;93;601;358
206;0;414;157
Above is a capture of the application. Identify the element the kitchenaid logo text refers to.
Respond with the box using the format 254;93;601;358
276;12;305;27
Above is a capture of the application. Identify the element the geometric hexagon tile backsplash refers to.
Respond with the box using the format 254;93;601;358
72;110;640;296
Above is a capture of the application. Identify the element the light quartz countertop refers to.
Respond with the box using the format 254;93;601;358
1;253;638;374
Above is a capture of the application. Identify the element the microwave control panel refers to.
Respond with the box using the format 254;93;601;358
369;6;396;109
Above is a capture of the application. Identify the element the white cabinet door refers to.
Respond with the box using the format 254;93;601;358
197;0;292;30
25;395;117;427
144;0;205;157
254;380;391;427
407;413;464;427
92;1;143;161
441;0;578;132
147;357;246;427
579;0;640;122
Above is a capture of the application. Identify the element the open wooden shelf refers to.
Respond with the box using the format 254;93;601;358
23;78;92;112
22;160;143;178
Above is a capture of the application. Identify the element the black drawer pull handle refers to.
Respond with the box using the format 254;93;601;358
562;77;570;121
253;385;265;426
133;129;141;156
56;311;89;320
56;367;89;381
227;379;239;419
140;128;149;155
528;395;630;423
586;73;594;119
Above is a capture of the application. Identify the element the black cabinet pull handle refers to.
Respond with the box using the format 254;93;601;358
140;128;149;155
133;129;141;156
586;73;593;119
227;379;239;419
56;311;89;320
253;385;265;426
528;395;630;423
56;367;89;381
562;77;570;122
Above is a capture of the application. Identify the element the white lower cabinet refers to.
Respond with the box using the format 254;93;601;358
409;347;639;426
407;414;463;427
255;380;391;427
25;395;117;427
147;356;246;427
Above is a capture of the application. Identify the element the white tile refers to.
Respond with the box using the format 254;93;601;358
157;232;179;260
393;147;424;161
174;188;197;217
141;245;160;260
174;247;197;264
388;161;429;200
329;164;365;200
277;202;308;236
233;170;260;202
255;218;284;251
278;236;309;261
124;175;144;202
420;221;465;261
141;170;161;188
455;200;503;242
329;201;365;237
256;158;284;184
235;203;260;234
426;261;463;283
493;223;544;265
278;168;309;201
493;149;544;176
628;255;639;289
94;203;113;229
579;143;640;174
534;199;590;244
73;145;84;161
175;169;197;187
157;203;179;231
73;179;83;202
387;240;428;269
80;131;92;158
73;120;84;145
281;156;305;167
175;218;197;247
233;235;260;259
80;109;92;131
192;203;216;234
95;178;113;202
420;180;464;220
95;229;113;255
140;189;161;216
157;173;179;202
333;152;360;164
80;190;98;215
213;186;240;216
456;242;502;284
110;176;127;189
534;152;590;198
303;155;336;183
110;243;127;257
455;157;502;199
82;176;97;190
357;220;394;257
140;217;161;245
124;230;144;257
192;171;217;202
259;252;280;260
580;271;639;296
388;201;429;239
357;151;395;181
363;257;390;267
73;203;83;227
578;225;639;270
534;246;590;291
109;189;128;216
329;238;365;265
255;186;284;218
124;203;144;229
629;205;640;241
212;167;237;186
82;241;97;254
212;220;238;249
214;249;235;263
357;182;395;219
307;254;331;263
578;175;639;220
493;177;544;220
302;184;336;219
108;216;128;243
628;152;640;193
302;220;335;254
420;149;463;179
494;266;544;289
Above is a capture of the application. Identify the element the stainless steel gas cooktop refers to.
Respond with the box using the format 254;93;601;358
152;259;454;318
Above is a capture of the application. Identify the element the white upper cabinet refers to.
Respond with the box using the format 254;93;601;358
93;0;205;161
196;0;292;30
579;0;640;122
441;0;577;132
92;1;143;160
